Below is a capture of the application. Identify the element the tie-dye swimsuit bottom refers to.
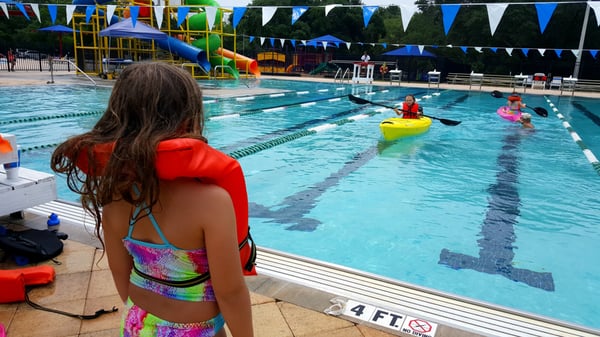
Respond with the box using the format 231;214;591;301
121;298;225;337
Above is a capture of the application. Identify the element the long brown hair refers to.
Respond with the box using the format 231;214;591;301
51;62;206;244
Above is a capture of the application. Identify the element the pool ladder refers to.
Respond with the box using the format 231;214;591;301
334;68;350;84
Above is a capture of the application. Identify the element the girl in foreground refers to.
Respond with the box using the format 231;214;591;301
51;63;253;337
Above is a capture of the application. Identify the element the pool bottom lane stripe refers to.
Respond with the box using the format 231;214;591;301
550;99;600;175
439;133;555;292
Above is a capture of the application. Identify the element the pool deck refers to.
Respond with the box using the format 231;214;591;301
1;70;600;337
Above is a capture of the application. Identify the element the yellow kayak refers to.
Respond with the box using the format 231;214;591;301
379;117;432;141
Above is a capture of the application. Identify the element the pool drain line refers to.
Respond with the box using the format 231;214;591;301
0;110;103;125
545;97;600;175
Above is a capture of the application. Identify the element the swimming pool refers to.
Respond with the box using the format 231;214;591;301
1;79;599;331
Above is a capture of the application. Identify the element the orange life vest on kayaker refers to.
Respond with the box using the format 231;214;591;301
75;138;257;276
402;102;420;119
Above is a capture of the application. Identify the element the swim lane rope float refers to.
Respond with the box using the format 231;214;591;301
545;97;600;175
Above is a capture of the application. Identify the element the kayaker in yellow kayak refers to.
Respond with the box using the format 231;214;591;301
394;94;423;119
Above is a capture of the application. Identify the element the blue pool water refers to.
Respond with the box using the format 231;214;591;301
1;80;599;330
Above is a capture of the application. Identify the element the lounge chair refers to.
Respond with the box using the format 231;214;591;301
549;76;562;90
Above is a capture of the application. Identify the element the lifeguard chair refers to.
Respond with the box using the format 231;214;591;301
352;61;374;84
532;73;547;90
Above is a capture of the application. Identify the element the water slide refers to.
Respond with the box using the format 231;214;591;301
74;0;258;76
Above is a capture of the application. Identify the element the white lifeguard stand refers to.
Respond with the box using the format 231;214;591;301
352;62;374;84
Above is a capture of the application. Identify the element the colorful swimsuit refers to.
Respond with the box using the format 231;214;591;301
121;204;224;337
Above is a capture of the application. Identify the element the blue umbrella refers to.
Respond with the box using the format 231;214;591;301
39;25;78;57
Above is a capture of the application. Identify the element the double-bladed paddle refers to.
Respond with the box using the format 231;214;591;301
348;94;461;126
490;90;549;117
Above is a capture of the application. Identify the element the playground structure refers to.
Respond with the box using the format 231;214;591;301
69;0;260;80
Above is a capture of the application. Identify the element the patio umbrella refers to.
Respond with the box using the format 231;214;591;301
38;25;78;57
382;47;436;57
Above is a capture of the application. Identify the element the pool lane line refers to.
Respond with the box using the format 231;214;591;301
546;98;600;175
207;88;392;121
204;86;355;104
439;132;555;292
0;110;104;126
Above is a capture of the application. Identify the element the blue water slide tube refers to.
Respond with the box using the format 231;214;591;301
72;0;211;72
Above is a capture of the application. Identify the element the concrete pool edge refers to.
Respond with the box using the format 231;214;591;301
24;200;600;337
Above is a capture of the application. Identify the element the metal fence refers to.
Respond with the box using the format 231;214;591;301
1;55;75;73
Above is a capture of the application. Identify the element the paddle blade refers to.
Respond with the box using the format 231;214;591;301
491;90;504;98
348;94;370;105
533;107;548;117
439;118;461;126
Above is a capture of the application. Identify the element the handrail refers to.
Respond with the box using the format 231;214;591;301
334;68;342;82
48;58;96;86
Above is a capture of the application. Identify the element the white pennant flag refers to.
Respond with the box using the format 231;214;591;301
280;38;285;47
418;45;425;54
538;48;546;56
205;6;217;31
30;4;41;22
589;1;600;26
571;49;580;58
106;5;116;23
155;6;165;28
66;5;75;24
262;6;277;26
260;37;266;46
399;5;418;32
325;4;340;16
506;48;513;56
475;47;483;53
301;40;306;46
486;3;508;36
322;41;327;50
345;42;351;50
0;3;8;18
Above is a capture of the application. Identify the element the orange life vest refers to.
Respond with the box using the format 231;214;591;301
76;138;257;276
402;103;420;119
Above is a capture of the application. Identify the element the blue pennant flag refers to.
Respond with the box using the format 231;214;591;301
535;3;557;34
441;4;461;35
233;7;247;29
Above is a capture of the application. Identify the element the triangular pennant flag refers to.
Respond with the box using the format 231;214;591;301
555;49;562;58
292;6;308;25
460;46;467;54
262;6;277;26
280;38;285;47
321;41;327;50
260;37;265;46
177;7;190;27
107;5;116;24
325;4;339;16
538;48;546;56
399;5;418;32
345;42;351;50
506;48;513;56
486;3;508;36
382;43;387;49
154;6;164;28
129;6;140;27
571;49;580;58
249;36;254;43
301;39;306;46
291;39;296;48
590;1;600;26
269;38;275;47
522;48;529;56
590;50;598;58
66;5;75;24
406;45;413;53
441;4;461;35
31;4;40;22
535;3;557;34
48;4;57;24
16;3;30;20
475;47;483;53
362;6;378;27
491;47;497;53
0;3;8;19
232;7;247;29
205;6;217;31
85;5;96;24
418;45;425;54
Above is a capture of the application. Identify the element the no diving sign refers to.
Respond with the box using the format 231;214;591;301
340;299;438;335
401;315;438;337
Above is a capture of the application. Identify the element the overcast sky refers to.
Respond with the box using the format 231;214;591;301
217;1;410;8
